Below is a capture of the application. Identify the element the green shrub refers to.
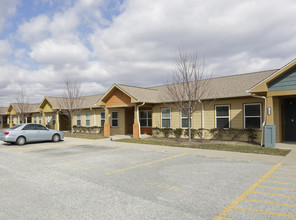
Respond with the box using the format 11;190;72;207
246;129;258;143
209;128;226;140
226;128;244;141
196;128;207;140
173;128;183;139
184;128;197;139
161;128;173;138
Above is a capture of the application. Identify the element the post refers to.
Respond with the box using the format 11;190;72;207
55;112;60;130
104;108;111;137
94;110;97;126
133;105;140;139
9;114;13;127
42;111;46;126
0;116;3;129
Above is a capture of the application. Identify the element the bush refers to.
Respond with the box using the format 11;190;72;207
225;128;244;141
72;125;103;134
196;128;207;140
161;128;172;138
152;127;161;137
184;128;197;139
173;128;183;139
246;128;258;143
209;128;226;140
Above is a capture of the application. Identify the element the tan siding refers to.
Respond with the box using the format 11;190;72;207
273;97;281;142
110;108;125;135
105;89;131;106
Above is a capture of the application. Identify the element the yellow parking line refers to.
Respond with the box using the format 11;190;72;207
264;180;296;185
50;147;127;160
66;161;91;170
106;153;187;175
213;163;281;220
269;176;296;180
244;199;296;208
274;171;296;175
277;168;296;171
234;207;296;218
281;165;296;168
258;185;296;191
252;191;296;198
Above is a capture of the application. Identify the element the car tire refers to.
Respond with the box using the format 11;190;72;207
16;136;26;145
52;134;60;142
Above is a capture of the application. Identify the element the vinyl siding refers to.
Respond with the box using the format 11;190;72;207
269;67;296;91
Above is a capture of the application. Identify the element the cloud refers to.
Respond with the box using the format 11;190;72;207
29;39;90;67
0;40;12;63
0;0;18;33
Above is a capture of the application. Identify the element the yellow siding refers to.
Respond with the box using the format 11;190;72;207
72;108;104;127
31;113;43;124
43;102;54;112
110;108;125;135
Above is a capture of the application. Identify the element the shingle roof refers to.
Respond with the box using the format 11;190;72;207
0;107;8;115
45;94;104;110
114;69;277;103
10;103;40;113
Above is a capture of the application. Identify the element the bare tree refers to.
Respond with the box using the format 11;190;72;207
58;75;83;133
15;89;30;124
165;49;212;142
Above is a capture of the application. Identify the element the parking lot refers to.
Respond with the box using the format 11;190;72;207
0;138;295;219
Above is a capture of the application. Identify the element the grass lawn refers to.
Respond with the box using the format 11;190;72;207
63;132;106;140
115;138;291;156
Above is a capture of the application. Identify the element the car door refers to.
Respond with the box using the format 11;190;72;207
21;124;37;142
35;124;51;141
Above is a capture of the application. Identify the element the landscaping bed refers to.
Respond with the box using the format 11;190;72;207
115;137;291;156
63;132;106;139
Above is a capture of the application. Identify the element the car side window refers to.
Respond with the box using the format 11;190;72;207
22;124;36;130
35;125;47;130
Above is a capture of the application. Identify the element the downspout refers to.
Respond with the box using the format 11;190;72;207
137;102;145;139
198;100;204;139
251;94;266;147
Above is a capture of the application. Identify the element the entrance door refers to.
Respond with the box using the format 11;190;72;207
125;107;134;134
285;98;296;141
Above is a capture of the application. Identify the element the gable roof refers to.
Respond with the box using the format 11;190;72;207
8;103;40;113
0;107;8;115
41;94;104;110
248;59;296;93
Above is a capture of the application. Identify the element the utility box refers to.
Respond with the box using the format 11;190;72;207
265;125;276;147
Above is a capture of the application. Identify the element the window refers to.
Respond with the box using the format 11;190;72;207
140;110;152;127
34;116;37;123
215;105;230;129
53;115;56;126
100;112;105;127
244;103;261;129
161;108;171;128
23;124;36;130
35;124;47;130
111;111;118;127
181;108;192;128
86;112;91;126
39;115;42;124
77;113;81;126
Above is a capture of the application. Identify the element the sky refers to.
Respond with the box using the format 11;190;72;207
1;0;296;106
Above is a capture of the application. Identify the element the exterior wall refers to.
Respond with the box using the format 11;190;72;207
43;102;54;112
72;108;104;127
268;66;296;91
110;108;125;135
152;97;265;142
105;89;131;105
273;97;282;142
32;113;43;124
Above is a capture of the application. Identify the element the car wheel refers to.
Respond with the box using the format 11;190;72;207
52;134;60;142
16;136;26;145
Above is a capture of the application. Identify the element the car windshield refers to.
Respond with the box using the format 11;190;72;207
10;125;22;130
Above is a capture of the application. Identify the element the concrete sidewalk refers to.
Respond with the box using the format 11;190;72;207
71;137;287;164
276;142;296;165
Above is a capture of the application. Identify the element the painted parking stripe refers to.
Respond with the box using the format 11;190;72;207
274;171;296;175
264;180;296;185
277;168;296;171
213;163;282;220
258;185;296;191
50;147;128;160
106;153;187;175
233;207;296;218
269;176;296;180
281;165;296;168
252;191;296;198
244;199;296;208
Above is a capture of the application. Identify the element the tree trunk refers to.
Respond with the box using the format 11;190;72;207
188;114;191;143
70;115;73;134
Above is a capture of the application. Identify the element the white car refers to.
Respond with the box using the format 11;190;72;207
0;123;64;145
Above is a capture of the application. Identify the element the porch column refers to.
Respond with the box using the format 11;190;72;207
266;95;274;125
104;107;111;137
55;112;60;130
133;105;140;139
94;110;97;126
42;111;46;126
9;114;13;127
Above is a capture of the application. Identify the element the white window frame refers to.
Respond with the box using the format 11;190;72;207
244;103;262;129
161;108;171;128
111;111;118;127
215;105;230;129
77;113;81;126
86;112;91;126
180;107;192;128
100;111;105;127
140;110;152;127
39;115;42;124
